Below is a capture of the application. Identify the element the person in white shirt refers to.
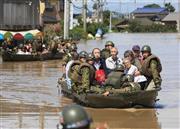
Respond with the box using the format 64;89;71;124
123;58;147;83
105;47;123;74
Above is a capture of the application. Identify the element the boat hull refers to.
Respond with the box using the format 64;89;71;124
59;80;160;108
2;51;64;61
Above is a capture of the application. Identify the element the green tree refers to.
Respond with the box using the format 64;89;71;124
165;2;175;12
144;3;161;8
93;3;98;10
103;10;110;26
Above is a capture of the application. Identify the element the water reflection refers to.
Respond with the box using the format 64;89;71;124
0;59;63;106
88;108;161;129
0;108;161;129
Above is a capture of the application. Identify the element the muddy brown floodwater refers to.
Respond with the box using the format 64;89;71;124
0;33;179;129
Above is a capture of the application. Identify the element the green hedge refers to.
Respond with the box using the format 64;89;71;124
128;21;177;32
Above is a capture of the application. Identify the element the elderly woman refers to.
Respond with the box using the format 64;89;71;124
123;58;147;89
124;50;142;71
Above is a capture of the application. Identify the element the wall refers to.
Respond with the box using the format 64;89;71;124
0;0;41;31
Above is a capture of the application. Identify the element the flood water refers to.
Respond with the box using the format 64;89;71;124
0;33;179;129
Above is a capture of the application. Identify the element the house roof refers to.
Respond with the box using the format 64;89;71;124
132;7;168;14
115;19;129;26
162;12;180;21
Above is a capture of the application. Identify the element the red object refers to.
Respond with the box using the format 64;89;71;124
13;33;24;40
95;70;106;85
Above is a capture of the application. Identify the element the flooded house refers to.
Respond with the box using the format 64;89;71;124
131;7;169;21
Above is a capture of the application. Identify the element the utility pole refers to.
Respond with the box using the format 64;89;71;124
100;0;104;23
178;0;180;33
97;0;100;23
109;11;112;32
64;0;70;39
83;0;87;34
70;2;73;30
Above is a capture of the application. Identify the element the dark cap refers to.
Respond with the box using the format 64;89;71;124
132;45;140;51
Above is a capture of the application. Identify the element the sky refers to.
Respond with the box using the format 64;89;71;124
72;0;179;14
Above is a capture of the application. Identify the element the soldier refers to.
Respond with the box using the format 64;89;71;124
59;104;109;129
101;41;114;60
68;51;87;83
103;74;141;96
69;51;95;94
76;54;96;93
104;64;125;89
140;45;162;90
86;53;94;65
59;104;92;129
62;44;78;66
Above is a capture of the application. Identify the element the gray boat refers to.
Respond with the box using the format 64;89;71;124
58;79;161;108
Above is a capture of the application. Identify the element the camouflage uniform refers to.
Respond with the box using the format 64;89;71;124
62;53;73;66
103;75;141;95
70;62;95;94
62;44;78;66
104;70;125;89
101;41;114;60
141;55;162;89
101;48;111;60
108;82;141;94
139;45;162;90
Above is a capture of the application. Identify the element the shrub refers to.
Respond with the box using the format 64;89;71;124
128;21;177;32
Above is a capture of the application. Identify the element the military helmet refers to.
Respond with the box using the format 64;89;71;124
87;53;94;61
105;41;114;47
124;50;134;58
60;104;92;129
124;74;134;82
141;45;151;53
115;64;125;71
79;51;88;58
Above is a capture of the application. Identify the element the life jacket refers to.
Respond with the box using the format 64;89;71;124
95;69;106;85
68;60;81;83
104;71;125;89
79;63;95;83
141;54;162;77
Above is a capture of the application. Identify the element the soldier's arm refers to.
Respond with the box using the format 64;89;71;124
62;55;69;66
81;67;90;92
150;60;162;86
